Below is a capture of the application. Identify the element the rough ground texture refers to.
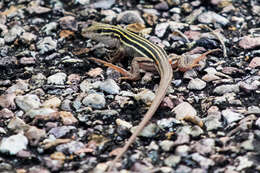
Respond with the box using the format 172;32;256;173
0;0;260;173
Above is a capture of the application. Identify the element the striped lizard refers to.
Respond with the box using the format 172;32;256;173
82;22;220;171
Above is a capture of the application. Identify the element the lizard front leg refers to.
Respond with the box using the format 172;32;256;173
90;56;155;81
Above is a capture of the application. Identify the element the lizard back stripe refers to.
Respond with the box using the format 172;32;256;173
100;26;167;74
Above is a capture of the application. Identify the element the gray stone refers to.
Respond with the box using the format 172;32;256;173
7;117;30;132
47;72;67;85
41;22;58;35
0;133;28;155
164;155;181;167
30;73;46;89
132;123;159;138
99;79;120;94
91;0;115;9
117;10;144;24
198;11;229;26
4;25;24;43
25;126;46;146
157;118;181;129
187;78;206;90
15;94;41;112
59;16;78;31
222;109;244;124
235;156;253;171
191;153;214;169
213;84;240;95
134;89;155;105
80;80;98;93
155;22;169;37
48;126;76;138
20;32;37;44
56;141;85;154
37;37;57;54
0;38;5;47
159;140;175;151
82;93;106;109
25;108;57;118
175;145;190;156
203;115;222;131
176;125;203;137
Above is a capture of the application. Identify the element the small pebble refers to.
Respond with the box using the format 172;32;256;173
155;1;169;11
47;73;67;85
41;22;58;35
239;36;260;49
25;107;57;118
132;123;159;138
175;145;190;156
249;57;260;68
159;140;174;151
164;155;181;167
117;10;144;24
7;80;29;94
80;80;97;93
187;78;206;90
134;89;155;105
37;37;57;54
25;126;46;146
99;79;120;94
48;126;76;138
59;111;78;125
42;97;61;108
7;117;30;132
172;102;203;127
198;11;229;26
15;94;41;112
155;22;169;37
203;114;222;131
91;0;115;9
30;73;46;88
116;119;133;129
235;156;253;171
20;32;37;44
191;153;214;169
27;5;51;14
0;93;16;109
0;108;14;119
82;93;106;109
29;166;51;173
59;16;77;31
222;109;244;124
0;133;28;155
4;25;24;43
176;125;204;137
56;141;84;154
19;57;36;65
213;84;240;95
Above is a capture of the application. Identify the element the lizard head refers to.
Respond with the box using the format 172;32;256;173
81;22;123;41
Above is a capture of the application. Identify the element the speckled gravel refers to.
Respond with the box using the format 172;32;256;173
0;0;260;173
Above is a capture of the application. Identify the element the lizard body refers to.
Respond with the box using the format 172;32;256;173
82;22;220;171
82;22;173;171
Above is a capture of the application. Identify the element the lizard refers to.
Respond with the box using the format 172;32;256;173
81;22;220;171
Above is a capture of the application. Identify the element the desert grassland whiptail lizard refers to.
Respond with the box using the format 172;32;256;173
81;22;220;172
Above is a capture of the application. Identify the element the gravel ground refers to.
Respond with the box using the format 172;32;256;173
0;0;260;173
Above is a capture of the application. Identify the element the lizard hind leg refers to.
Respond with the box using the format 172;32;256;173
182;48;221;71
88;57;133;78
169;48;221;72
